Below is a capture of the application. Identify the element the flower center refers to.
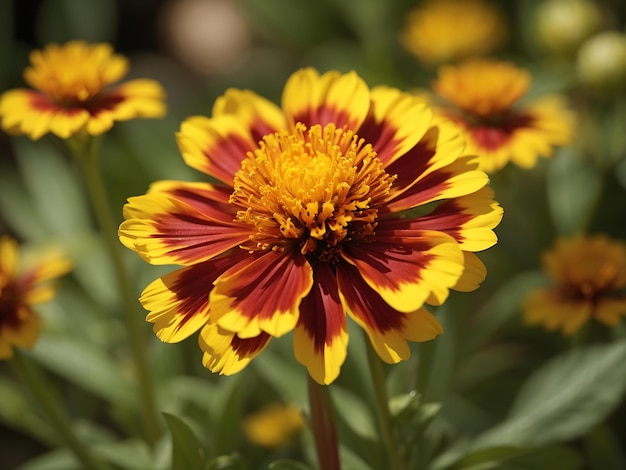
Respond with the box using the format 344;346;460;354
231;123;395;262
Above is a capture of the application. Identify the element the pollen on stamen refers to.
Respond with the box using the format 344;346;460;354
230;122;395;259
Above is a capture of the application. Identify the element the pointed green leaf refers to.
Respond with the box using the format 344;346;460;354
29;334;135;407
473;341;626;449
14;449;80;470
205;454;247;470
163;412;206;470
268;459;314;470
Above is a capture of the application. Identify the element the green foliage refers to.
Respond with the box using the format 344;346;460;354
163;413;206;470
472;341;626;449
2;1;626;469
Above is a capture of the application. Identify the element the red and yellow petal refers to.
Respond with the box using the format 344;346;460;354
594;299;626;327
0;89;90;139
451;252;487;293
84;79;166;135
0;308;42;359
337;263;443;363
523;290;591;335
140;255;246;343
341;230;464;313
385;117;467;192
199;323;271;375
387;155;488;213
119;188;251;265
400;186;503;252
210;250;313;338
0;237;19;281
357;86;432;167
282;68;370;131
293;264;349;385
212;88;286;142
176;115;258;185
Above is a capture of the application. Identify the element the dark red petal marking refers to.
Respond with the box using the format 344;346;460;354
336;262;406;332
297;263;346;353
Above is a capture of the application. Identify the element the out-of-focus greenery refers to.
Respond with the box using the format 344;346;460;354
1;0;626;469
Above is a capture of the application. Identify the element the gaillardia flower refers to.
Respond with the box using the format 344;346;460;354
0;40;166;140
432;59;574;173
523;234;626;335
401;0;507;65
119;68;502;384
0;236;71;359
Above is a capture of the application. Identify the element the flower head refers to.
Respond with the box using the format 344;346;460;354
432;59;574;173
119;68;502;384
0;236;71;359
243;402;304;448
523;234;626;335
0;40;166;140
401;0;507;65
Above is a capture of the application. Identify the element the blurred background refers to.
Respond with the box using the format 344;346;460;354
2;1;626;469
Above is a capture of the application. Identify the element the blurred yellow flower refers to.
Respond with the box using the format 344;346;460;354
0;40;166;140
0;236;71;359
243;402;304;448
523;234;626;335
401;0;507;65
432;59;574;173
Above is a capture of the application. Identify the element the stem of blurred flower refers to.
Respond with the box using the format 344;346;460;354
67;134;161;446
365;334;405;470
10;349;109;470
307;375;340;470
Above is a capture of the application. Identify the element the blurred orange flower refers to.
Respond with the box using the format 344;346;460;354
243;402;304;448
401;0;507;65
524;234;626;335
0;40;166;140
0;236;71;359
432;59;574;173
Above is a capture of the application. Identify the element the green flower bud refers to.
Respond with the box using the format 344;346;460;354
536;0;602;54
576;31;626;95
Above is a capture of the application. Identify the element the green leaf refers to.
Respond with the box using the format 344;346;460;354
389;391;421;424
205;454;247;470
0;161;48;241
417;304;459;402
163;413;206;470
472;341;626;449
446;446;528;470
93;439;155;470
546;147;603;235
15;139;92;238
331;386;377;440
14;449;80;470
268;459;314;470
443;445;582;470
497;446;583;470
0;377;55;445
213;377;244;456
29;334;136;407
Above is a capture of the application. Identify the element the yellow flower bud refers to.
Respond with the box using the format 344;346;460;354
536;0;602;54
576;31;626;95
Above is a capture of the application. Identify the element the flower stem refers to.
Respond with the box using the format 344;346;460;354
307;375;341;470
69;135;161;445
365;335;405;470
10;350;109;470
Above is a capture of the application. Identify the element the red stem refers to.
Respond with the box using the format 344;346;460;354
308;375;341;470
